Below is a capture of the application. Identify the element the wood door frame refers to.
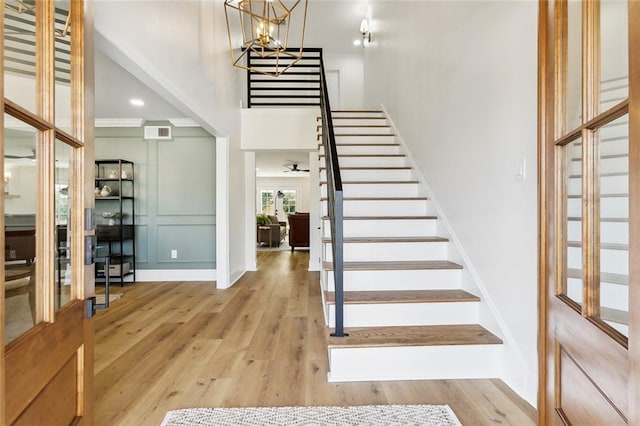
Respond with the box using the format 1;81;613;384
1;0;95;423
628;2;640;423
538;0;639;423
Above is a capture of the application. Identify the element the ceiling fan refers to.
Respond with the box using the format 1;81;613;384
284;163;309;173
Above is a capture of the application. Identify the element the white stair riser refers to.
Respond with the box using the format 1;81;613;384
327;345;503;382
568;197;627;218
332;135;396;144
600;282;628;311
600;85;627;103
322;219;437;238
327;302;479;327
567;279;628;309
569;221;629;244
331;112;385;118
599;120;627;139
568;246;628;275
600;140;628;156
321;199;429;217
571;155;628;174
321;183;420;198
325;269;462;291
320;169;412;181
602;222;629;245
320;126;393;135
319;145;402;155
600;156;628;174
324;241;448;262
327;156;408;168
601;249;629;275
328;118;389;126
568;175;628;194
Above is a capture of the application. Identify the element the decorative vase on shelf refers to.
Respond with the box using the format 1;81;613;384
121;170;129;179
108;170;118;179
100;185;112;197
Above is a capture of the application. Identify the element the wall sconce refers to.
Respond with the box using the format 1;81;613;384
360;18;371;46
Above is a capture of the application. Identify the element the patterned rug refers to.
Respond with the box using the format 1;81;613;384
161;404;461;425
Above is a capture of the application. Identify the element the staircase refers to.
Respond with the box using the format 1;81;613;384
318;110;504;381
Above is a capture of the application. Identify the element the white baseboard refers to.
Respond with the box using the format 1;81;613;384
135;269;217;282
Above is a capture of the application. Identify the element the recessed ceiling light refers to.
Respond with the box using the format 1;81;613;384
130;98;145;107
353;39;362;46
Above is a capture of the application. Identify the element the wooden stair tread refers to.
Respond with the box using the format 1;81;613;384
317;143;399;147
325;290;479;305
567;241;629;250
319;166;412;170
601;307;629;325
320;180;419;185
327;324;502;348
568;216;628;223
332;110;384;113
318;116;387;121
322;215;437;220
320;196;427;201
326;125;391;128
331;134;396;137
322;236;448;243
567;268;629;285
319;154;406;157
323;260;463;271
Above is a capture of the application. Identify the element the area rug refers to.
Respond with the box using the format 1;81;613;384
161;404;461;426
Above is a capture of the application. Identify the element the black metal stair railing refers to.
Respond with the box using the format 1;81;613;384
246;48;345;336
318;56;346;337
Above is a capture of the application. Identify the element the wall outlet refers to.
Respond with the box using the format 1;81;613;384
171;249;178;259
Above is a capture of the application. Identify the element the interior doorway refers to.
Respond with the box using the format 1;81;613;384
245;150;319;272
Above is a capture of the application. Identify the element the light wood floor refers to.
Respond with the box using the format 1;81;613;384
94;250;536;425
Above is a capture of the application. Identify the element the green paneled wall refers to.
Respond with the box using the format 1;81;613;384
95;125;216;270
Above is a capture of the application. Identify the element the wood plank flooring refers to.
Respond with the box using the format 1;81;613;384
94;250;536;425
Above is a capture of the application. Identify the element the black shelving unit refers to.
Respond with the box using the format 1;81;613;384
95;159;136;285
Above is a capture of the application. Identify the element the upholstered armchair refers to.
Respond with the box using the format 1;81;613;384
287;212;309;252
257;215;286;247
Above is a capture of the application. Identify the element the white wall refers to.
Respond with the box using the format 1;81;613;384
324;54;366;109
241;109;318;151
363;1;538;404
94;1;245;287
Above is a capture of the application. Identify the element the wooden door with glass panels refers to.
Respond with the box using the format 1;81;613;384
1;0;94;424
539;0;639;423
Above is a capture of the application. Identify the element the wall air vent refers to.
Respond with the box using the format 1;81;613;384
144;125;172;140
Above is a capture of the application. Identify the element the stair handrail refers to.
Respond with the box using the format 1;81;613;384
319;53;346;337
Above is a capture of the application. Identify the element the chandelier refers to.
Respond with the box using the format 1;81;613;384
224;0;308;77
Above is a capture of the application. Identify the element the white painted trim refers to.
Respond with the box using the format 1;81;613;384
216;137;231;289
381;104;533;405
308;151;321;272
245;152;258;271
135;269;216;282
95;118;144;128
168;118;200;127
230;270;246;286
